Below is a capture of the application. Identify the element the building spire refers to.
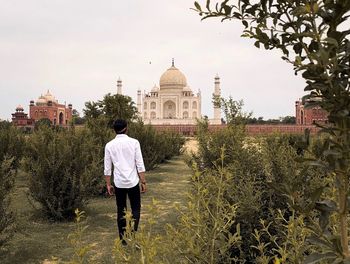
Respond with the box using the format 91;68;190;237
172;58;174;67
117;77;122;95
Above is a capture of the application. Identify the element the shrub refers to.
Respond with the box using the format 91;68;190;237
0;121;25;169
168;156;242;264
0;157;16;247
190;123;327;261
128;122;185;171
24;126;100;220
0;122;25;247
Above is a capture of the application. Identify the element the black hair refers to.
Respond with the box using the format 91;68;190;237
113;119;127;134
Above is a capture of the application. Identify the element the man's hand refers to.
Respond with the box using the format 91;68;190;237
140;182;147;193
107;184;114;196
138;172;146;193
105;176;114;196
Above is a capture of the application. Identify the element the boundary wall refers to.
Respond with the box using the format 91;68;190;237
151;124;320;136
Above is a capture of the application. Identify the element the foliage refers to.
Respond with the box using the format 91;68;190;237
34;118;52;129
189;123;328;261
247;116;296;124
128;122;185;170
194;0;350;259
84;93;138;126
72;109;86;125
214;96;252;125
0;122;25;169
83;94;184;176
113;200;172;264
168;154;242;264
191;120;246;169
67;209;92;264
0;123;24;247
0;157;16;248
23;126;100;220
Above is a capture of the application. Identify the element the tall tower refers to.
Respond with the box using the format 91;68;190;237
137;89;142;115
117;78;122;94
213;74;221;123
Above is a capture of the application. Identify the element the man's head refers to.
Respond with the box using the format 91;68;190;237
113;119;128;134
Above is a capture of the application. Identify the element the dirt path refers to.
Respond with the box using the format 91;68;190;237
141;156;192;229
85;156;193;262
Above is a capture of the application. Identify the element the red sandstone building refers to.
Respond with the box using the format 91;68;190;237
12;90;73;127
11;105;34;127
295;99;328;125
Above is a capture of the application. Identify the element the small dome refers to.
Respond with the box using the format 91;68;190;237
44;90;57;103
36;95;47;105
151;85;159;92
159;63;187;89
183;86;192;92
16;105;24;111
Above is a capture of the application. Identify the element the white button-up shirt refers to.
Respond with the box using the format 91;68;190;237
104;134;145;188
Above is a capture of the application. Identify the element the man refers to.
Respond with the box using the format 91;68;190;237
104;119;146;243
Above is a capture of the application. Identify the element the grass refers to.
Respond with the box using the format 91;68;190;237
0;156;191;264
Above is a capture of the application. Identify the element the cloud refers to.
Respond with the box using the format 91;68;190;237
0;0;310;120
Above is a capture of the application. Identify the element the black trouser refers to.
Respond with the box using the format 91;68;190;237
114;183;141;240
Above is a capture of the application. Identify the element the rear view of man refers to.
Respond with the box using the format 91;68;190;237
104;119;146;243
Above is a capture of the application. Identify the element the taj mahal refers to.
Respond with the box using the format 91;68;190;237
117;60;222;125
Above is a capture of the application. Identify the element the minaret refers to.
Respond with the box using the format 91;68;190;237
213;74;221;123
137;89;142;115
117;78;122;94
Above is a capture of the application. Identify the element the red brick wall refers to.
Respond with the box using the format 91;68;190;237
152;124;320;136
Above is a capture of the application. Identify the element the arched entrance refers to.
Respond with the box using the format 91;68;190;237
300;110;304;125
163;100;176;119
59;112;64;125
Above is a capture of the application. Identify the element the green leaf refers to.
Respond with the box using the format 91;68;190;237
293;42;303;55
324;37;338;48
194;1;202;11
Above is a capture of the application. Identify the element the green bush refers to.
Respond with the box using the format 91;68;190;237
0;121;25;169
190;124;327;261
24;126;100;220
125;122;185;171
0;122;25;247
0;157;16;247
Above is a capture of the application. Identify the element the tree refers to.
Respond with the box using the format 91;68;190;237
24;126;100;220
84;94;138;127
0;123;24;246
34;118;52;129
72;109;86;125
214;96;252;125
281;115;296;124
194;0;350;260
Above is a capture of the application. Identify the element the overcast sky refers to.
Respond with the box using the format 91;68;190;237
1;0;312;120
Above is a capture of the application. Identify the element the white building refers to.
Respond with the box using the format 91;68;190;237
134;60;221;125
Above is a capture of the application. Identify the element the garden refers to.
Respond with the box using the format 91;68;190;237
1;0;350;263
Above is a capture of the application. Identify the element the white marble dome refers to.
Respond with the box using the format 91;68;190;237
36;95;47;104
159;65;187;89
43;90;57;103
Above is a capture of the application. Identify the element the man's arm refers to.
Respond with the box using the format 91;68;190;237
135;141;146;192
138;171;146;193
104;145;114;195
105;175;113;195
